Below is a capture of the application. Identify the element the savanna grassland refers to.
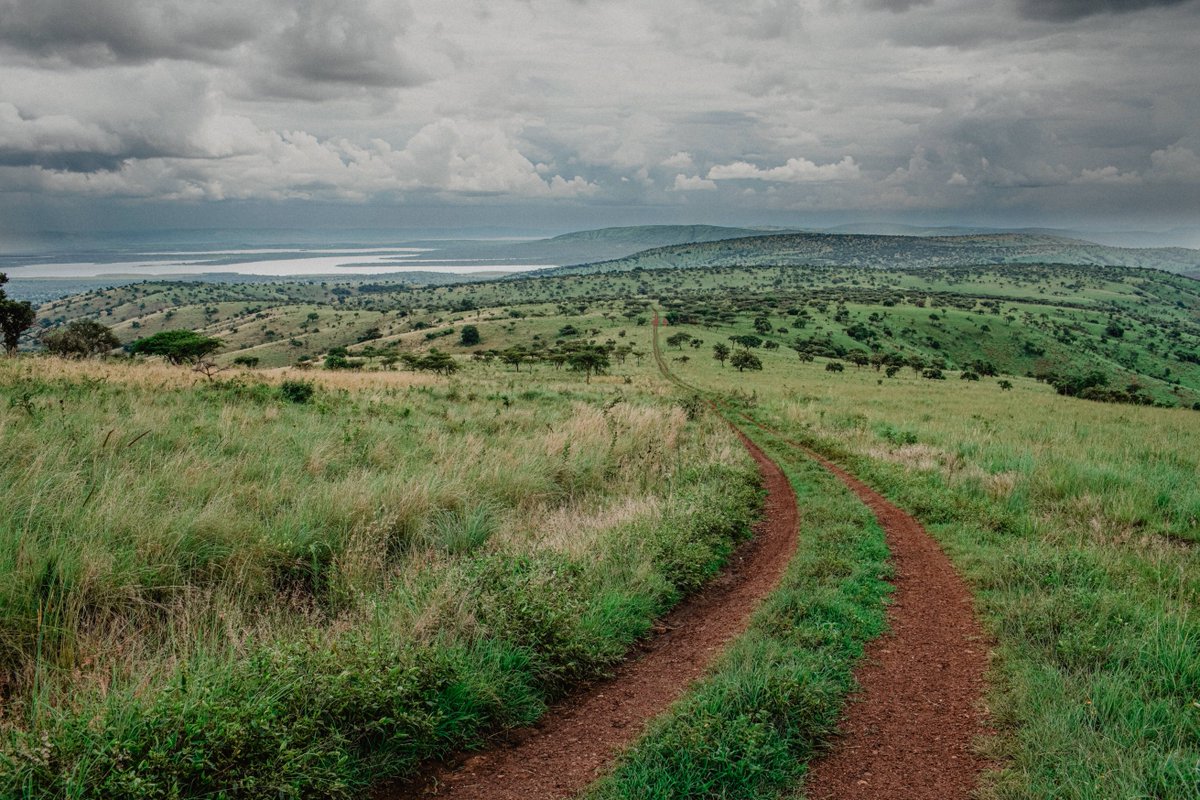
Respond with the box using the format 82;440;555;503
659;314;1199;799
4;240;1200;799
0;351;761;797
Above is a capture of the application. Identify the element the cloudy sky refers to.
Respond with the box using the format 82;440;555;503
1;0;1198;236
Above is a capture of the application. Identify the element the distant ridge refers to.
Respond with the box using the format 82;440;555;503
539;231;1200;276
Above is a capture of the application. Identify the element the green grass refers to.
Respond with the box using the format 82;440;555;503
666;329;1200;800
587;421;890;799
0;352;762;798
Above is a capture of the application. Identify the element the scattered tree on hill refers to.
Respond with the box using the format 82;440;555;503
712;342;730;367
666;332;693;350
501;346;530;371
752;316;772;335
128;330;222;365
998;379;1014;391
0;273;35;356
730;349;762;372
459;324;481;346
825;361;845;373
729;334;763;349
960;370;980;381
42;319;120;359
567;346;610;383
418;349;459;376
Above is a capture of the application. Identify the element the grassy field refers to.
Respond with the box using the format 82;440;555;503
5;252;1200;798
662;314;1200;799
0;350;762;797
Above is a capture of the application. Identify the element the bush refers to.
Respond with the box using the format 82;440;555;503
42;320;120;358
459;325;481;347
824;361;845;373
278;380;315;404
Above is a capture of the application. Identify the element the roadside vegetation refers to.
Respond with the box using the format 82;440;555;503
665;329;1199;799
0;351;760;798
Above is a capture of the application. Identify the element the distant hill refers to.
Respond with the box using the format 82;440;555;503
540;232;1200;276
408;225;797;267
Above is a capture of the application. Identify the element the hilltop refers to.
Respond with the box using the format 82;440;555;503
542;231;1200;276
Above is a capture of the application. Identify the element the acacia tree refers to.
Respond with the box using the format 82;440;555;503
128;330;222;365
712;342;730;367
666;332;692;350
567;346;610;383
0;273;36;356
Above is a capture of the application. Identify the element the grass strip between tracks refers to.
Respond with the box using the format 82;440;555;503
587;419;891;800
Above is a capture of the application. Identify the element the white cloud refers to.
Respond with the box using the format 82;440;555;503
1149;143;1200;181
660;151;695;170
947;171;969;186
0;103;122;154
671;173;717;191
1074;165;1141;185
707;155;861;182
17;116;596;201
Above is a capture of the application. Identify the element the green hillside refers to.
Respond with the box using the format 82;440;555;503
28;260;1200;406
544;232;1200;275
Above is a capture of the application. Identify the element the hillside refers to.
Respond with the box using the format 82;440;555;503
401;224;796;267
542;232;1200;275
28;260;1200;407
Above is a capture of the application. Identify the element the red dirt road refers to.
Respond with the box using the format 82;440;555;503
787;442;992;800
381;429;799;799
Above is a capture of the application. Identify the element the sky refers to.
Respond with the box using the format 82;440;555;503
1;0;1198;237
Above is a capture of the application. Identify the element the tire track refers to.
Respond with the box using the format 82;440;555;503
655;313;992;800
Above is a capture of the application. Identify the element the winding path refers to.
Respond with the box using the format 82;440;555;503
656;312;992;800
384;315;990;800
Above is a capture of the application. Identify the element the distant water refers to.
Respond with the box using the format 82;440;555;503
0;244;556;303
1;248;548;278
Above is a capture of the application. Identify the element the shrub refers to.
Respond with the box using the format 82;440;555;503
278;380;315;404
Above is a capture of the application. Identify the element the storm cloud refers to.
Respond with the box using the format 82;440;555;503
0;0;1197;231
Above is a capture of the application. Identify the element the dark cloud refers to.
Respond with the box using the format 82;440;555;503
0;150;125;172
0;0;261;64
865;0;935;11
1015;0;1197;22
266;0;427;91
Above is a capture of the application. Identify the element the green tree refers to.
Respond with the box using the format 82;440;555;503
418;349;459;376
128;330;222;365
0;273;35;356
459;324;481;347
666;332;692;350
567;346;610;383
42;319;120;359
501;346;530;371
730;349;762;372
712;342;730;367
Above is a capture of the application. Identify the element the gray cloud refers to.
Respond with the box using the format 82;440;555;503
1014;0;1198;22
0;0;262;64
0;0;1196;229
